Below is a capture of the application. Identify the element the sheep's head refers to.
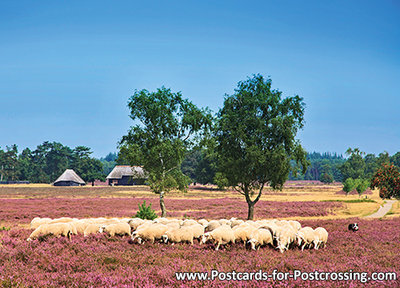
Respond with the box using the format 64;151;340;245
162;234;169;243
296;232;304;246
247;239;258;250
98;226;106;233
201;233;212;244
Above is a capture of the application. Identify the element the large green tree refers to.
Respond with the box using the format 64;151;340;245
119;87;212;217
340;148;366;181
215;74;308;220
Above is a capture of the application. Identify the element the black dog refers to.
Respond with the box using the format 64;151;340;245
348;223;359;232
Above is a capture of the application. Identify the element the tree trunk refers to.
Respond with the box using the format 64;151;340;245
160;192;167;217
92;180;94;186
247;201;255;220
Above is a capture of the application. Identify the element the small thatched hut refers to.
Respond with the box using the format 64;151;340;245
53;169;86;186
106;165;147;186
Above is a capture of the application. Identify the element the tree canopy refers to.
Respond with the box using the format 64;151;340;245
119;87;212;217
214;74;308;219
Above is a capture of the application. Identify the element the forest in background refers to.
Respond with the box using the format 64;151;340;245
1;142;399;185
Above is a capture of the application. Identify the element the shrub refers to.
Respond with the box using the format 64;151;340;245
320;173;333;184
135;200;158;220
355;178;369;197
371;163;400;199
343;178;355;195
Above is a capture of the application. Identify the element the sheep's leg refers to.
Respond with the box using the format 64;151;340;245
215;242;220;251
301;243;306;251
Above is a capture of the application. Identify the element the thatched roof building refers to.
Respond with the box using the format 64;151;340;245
106;165;147;186
53;169;85;186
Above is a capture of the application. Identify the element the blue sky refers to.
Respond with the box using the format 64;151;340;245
1;1;399;158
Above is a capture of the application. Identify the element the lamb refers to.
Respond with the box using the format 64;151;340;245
313;227;328;249
99;223;131;237
30;217;52;229
296;227;316;250
131;223;168;244
233;225;257;245
201;225;235;250
205;220;221;232
162;227;195;245
247;227;274;250
84;223;103;237
27;223;75;241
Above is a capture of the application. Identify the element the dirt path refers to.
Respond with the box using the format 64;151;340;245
365;200;396;218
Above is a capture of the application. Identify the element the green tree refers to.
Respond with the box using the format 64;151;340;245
340;148;366;181
71;146;105;185
0;145;18;181
181;149;202;182
364;154;378;180
320;172;333;184
17;148;33;181
215;74;308;220
391;152;400;168
119;87;212;217
343;178;355;195
354;178;369;197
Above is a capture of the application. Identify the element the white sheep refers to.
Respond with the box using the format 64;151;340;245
162;227;195;245
181;219;198;226
219;219;230;226
288;220;301;231
128;218;145;230
154;217;170;225
165;222;181;230
205;220;221;232
49;217;75;224
131;223;168;244
248;227;274;250
84;223;103;237
296;227;315;250
70;220;90;235
275;225;297;253
99;223;131;237
27;223;75;241
233;225;257;245
201;225;235;250
187;223;205;240
313;227;328;250
30;217;52;229
230;219;244;228
197;219;209;227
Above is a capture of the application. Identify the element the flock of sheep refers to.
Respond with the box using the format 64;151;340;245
28;217;328;253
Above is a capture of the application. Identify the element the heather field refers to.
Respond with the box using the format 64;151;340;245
0;183;399;287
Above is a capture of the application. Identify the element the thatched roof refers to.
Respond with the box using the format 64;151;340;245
54;169;85;184
106;165;147;179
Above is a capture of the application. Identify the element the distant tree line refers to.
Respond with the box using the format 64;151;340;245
181;149;400;186
0;142;107;185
